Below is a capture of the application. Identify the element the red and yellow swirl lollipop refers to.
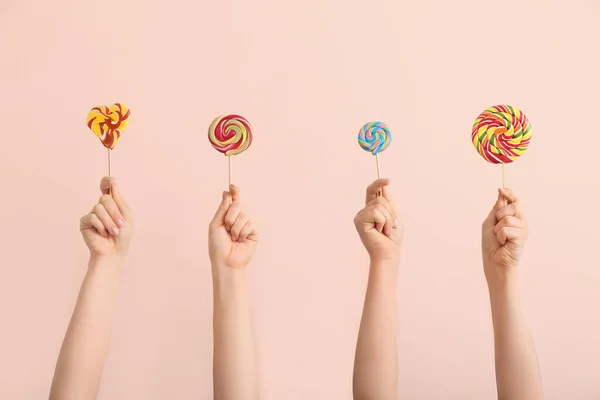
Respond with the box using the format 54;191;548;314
472;105;531;186
86;103;131;187
208;114;253;186
87;104;131;150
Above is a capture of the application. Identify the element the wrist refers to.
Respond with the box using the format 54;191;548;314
211;262;247;285
369;256;400;269
88;254;127;273
485;267;519;294
211;263;248;302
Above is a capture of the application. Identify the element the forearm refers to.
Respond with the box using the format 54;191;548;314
50;256;124;400
353;260;399;400
488;275;543;400
212;265;258;400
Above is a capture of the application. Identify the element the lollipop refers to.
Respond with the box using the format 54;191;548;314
208;114;253;186
358;121;392;183
472;105;531;187
86;103;131;192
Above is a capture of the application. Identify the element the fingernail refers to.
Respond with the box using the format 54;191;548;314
394;218;400;227
222;191;227;199
117;219;125;228
112;227;120;235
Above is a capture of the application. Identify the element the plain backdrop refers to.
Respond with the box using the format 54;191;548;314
1;0;599;399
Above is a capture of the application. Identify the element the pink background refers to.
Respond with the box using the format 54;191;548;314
1;0;599;398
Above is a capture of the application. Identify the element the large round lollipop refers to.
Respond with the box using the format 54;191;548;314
358;121;392;181
472;105;531;187
208;114;253;186
86;103;131;192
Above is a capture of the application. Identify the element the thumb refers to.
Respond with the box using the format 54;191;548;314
211;191;231;226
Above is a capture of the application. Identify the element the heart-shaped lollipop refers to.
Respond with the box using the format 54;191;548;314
86;104;131;191
87;103;131;149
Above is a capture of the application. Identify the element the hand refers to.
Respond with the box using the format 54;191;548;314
79;177;134;262
209;185;258;270
482;188;528;282
354;179;402;264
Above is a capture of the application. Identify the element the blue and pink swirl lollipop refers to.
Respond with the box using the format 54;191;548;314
358;121;392;181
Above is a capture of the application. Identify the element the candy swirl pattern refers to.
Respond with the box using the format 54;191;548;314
472;105;532;164
86;104;131;149
208;114;253;156
358;121;392;155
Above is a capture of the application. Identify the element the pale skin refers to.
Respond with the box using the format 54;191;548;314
209;185;259;400
49;177;134;400
483;188;543;400
352;182;542;400
352;178;402;400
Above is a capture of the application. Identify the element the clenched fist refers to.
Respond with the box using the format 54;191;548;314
482;188;528;283
209;185;258;270
79;177;134;262
354;179;402;264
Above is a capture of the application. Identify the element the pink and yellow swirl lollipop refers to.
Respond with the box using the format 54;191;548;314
208;114;253;156
208;114;253;185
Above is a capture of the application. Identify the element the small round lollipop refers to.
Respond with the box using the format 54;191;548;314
358;121;392;182
86;103;131;189
208;114;253;186
472;105;532;187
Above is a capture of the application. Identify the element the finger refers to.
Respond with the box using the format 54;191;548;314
496;203;522;221
99;194;125;228
365;178;391;205
211;191;232;226
494;216;526;235
497;226;522;245
238;221;255;242
372;204;394;236
100;176;114;195
230;184;241;203
381;185;394;204
110;180;133;220
224;202;243;232
81;213;108;238
499;187;519;205
368;196;399;228
369;207;387;233
230;213;249;242
376;204;394;236
92;203;120;236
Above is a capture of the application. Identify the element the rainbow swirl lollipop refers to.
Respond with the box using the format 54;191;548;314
472;105;532;164
86;103;131;150
358;121;392;156
208;114;253;156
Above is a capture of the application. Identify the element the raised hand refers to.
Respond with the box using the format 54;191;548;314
482;188;528;282
209;185;258;269
50;177;133;400
79;177;134;261
353;178;402;264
